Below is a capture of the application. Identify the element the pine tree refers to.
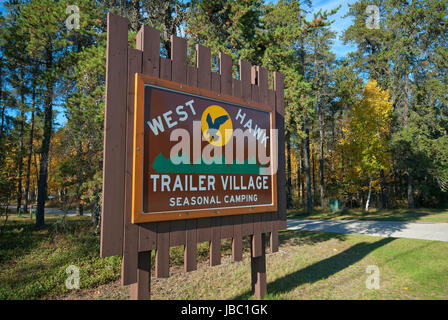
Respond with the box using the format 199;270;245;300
187;0;266;66
307;22;337;209
18;0;71;226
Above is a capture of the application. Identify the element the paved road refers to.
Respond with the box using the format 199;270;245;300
9;204;448;242
8;205;91;216
287;219;448;242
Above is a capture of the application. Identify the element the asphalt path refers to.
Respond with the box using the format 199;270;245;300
8;204;448;241
287;219;448;242
7;205;91;216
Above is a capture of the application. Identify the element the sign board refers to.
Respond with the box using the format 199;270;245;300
132;74;278;223
101;14;286;299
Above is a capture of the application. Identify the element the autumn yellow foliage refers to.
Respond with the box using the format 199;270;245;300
339;80;393;192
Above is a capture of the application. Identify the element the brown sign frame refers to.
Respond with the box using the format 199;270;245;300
100;13;287;300
132;73;278;223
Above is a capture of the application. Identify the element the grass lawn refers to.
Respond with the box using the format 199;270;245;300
1;213;448;299
287;207;448;223
0;214;122;299
0;213;241;299
145;231;448;300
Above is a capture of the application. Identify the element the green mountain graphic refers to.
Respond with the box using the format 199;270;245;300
151;153;266;175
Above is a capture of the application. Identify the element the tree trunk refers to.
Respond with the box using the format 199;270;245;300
16;75;26;214
302;120;312;214
403;73;409;128
298;11;310;213
356;190;360;208
319;110;325;209
296;164;301;208
36;44;54;227
403;73;415;209
313;35;325;209
76;201;84;216
300;149;305;207
379;169;388;209
286;134;292;208
17;117;24;214
75;141;84;216
0;101;5;137
407;173;415;209
365;176;372;212
0;59;4;136
297;149;302;207
24;86;36;214
31;151;38;218
312;150;316;206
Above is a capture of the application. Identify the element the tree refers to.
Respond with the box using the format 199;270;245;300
386;0;448;208
343;0;448;209
5;9;30;214
331;58;363;204
63;42;106;218
263;0;312;209
342;0;391;85
18;0;72;226
22;65;39;214
263;0;338;213
186;0;267;66
307;20;337;208
340;80;393;211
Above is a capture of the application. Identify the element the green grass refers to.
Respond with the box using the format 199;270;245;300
0;214;251;299
0;214;122;299
1;213;448;300
149;230;448;300
287;207;448;223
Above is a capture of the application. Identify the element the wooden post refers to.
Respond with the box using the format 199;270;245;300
210;217;221;266
184;219;197;272
274;72;287;230
121;47;142;286
130;251;151;300
156;221;170;278
101;13;128;258
251;233;267;299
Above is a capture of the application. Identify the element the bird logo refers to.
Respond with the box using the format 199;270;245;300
206;113;229;142
201;105;233;146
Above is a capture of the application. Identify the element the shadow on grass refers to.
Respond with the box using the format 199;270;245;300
279;229;348;247
233;237;394;299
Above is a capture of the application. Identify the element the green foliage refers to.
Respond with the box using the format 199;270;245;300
340;0;448;207
0;0;447;229
187;0;267;66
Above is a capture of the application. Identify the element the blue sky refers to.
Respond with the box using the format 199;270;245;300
265;0;357;58
306;0;357;58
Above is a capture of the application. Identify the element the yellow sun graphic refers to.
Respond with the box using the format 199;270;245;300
201;105;233;147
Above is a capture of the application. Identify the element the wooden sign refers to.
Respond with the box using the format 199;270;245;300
132;74;277;223
100;13;286;300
